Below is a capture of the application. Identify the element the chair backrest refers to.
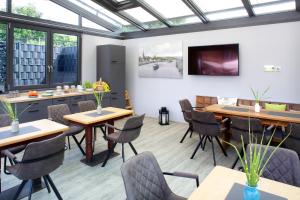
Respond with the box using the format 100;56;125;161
13;134;66;180
78;100;96;112
179;99;193;123
247;144;300;187
191;110;220;136
121;151;173;200
48;104;71;126
118;114;145;143
285;123;300;155
0;114;12;127
231;117;263;144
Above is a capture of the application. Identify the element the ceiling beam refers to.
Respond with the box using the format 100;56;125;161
134;0;172;27
296;0;300;11
241;0;255;17
50;0;119;32
181;0;209;23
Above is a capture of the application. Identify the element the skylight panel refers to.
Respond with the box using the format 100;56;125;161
206;9;248;21
0;0;6;12
193;0;244;12
252;1;296;15
169;16;202;26
123;7;157;23
143;0;194;18
82;18;111;32
250;0;283;5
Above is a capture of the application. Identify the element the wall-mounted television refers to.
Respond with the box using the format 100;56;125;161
188;44;239;76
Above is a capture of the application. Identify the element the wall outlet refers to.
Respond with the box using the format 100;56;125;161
264;65;281;72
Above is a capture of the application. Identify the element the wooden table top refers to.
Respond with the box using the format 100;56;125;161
63;107;134;125
188;166;300;200
205;104;300;124
0;119;69;148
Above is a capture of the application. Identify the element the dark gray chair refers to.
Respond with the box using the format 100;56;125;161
179;99;204;143
230;116;264;169
0;114;26;175
5;134;66;200
121;151;199;200
102;114;145;167
247;144;300;187
48;104;85;155
190;110;227;166
285;123;300;157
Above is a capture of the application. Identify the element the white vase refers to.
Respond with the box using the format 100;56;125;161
97;105;102;115
254;103;261;113
11;120;19;133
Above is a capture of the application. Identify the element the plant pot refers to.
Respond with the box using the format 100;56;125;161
243;184;260;200
254;103;261;113
97;105;102;115
11;120;19;133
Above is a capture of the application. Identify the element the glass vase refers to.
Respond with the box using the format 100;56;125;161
97;105;102;115
243;184;260;200
11;119;20;133
254;103;261;113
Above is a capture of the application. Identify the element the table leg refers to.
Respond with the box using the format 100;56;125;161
85;125;93;163
107;120;115;152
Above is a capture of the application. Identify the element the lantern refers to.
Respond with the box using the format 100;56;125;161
159;107;169;125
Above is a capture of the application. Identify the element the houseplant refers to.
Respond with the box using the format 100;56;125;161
225;124;291;200
93;80;110;114
251;86;270;112
83;81;93;92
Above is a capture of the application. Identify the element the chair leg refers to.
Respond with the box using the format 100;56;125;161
211;137;216;166
4;156;11;175
189;128;193;138
72;135;86;155
128;142;138;155
13;180;27;200
215;136;227;157
43;176;51;193
180;127;191;143
79;134;86;145
100;126;107;139
28;180;33;200
202;136;208;151
67;136;71;150
191;135;205;159
102;142;117;167
45;175;63;200
122;143;125;162
232;147;245;169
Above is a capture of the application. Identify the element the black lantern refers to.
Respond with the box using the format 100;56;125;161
159;107;169;125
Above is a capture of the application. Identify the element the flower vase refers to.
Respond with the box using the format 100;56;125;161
11;120;19;133
243;184;260;200
97;105;102;115
254;103;261;113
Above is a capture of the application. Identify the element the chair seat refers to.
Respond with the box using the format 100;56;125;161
64;125;84;136
106;132;121;142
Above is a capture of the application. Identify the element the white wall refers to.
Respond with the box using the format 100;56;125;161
81;34;124;83
124;21;300;122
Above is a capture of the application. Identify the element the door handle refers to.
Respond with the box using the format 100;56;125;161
47;65;51;72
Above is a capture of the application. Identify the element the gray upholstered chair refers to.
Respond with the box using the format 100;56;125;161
48;104;85;155
230;116;264;168
284;123;300;157
5;134;66;200
247;144;300;187
0;114;26;175
179;99;204;143
102;114;145;167
190;110;227;166
121;151;199;200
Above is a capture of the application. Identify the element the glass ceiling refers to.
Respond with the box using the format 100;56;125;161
0;0;297;33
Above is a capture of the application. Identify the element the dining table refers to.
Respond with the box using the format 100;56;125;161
0;119;69;199
63;107;133;166
188;166;300;200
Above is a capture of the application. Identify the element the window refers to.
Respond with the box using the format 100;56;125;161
193;0;244;12
0;23;7;93
206;9;248;21
251;0;296;15
168;16;202;26
82;18;111;31
0;0;6;12
12;0;79;25
123;7;157;23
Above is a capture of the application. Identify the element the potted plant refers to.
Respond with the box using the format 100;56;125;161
225;126;290;200
250;87;270;112
0;101;31;133
83;81;93;92
93;81;110;114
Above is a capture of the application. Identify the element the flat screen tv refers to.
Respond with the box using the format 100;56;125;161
188;44;239;76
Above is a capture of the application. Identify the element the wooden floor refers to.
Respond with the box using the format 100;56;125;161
2;117;237;200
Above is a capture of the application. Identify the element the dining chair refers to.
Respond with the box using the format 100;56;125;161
121;151;199;200
230;116;264;169
48;104;86;155
284;123;300;157
4;134;66;200
0;114;26;175
247;144;300;187
190;110;228;166
78;100;107;151
179;99;204;143
102;114;145;167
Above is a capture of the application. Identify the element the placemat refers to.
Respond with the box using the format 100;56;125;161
223;106;249;112
84;110;114;117
265;111;300;119
0;126;41;140
225;183;287;200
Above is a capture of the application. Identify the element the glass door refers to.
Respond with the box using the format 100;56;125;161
0;23;7;93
